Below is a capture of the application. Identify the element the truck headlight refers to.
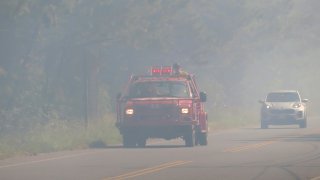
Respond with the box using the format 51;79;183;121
125;108;134;115
181;108;189;114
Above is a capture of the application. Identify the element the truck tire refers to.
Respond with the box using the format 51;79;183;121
195;131;199;146
184;128;195;147
123;134;136;148
137;138;147;147
198;132;208;146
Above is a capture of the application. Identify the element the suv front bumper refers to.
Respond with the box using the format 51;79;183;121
261;109;305;125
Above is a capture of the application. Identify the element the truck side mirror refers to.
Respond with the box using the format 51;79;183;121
200;92;207;102
258;100;265;104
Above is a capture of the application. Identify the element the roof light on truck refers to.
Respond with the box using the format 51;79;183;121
161;66;172;75
151;66;162;75
151;66;172;76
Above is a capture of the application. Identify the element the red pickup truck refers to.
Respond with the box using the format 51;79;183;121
116;66;208;147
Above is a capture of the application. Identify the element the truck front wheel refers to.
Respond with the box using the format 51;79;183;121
123;134;136;148
198;132;208;146
184;128;195;147
137;138;147;147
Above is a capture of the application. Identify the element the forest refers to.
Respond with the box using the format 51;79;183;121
1;0;320;157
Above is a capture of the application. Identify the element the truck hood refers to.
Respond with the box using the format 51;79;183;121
127;98;193;107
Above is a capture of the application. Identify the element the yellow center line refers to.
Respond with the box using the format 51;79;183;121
223;140;277;153
103;160;192;180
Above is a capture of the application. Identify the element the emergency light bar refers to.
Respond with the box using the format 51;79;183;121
151;66;173;76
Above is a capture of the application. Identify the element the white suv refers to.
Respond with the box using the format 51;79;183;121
259;90;308;129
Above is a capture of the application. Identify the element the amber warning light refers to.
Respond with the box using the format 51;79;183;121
151;66;172;76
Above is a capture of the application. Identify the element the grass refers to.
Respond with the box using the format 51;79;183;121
208;107;259;130
0;108;259;160
0;114;121;159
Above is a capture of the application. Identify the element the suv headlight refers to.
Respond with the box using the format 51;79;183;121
265;105;272;109
292;103;301;108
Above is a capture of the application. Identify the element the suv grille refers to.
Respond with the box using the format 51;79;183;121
270;109;295;114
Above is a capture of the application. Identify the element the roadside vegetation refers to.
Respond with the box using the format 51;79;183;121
0;115;121;159
0;110;256;159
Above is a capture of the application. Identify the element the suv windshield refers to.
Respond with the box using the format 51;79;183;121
128;81;190;98
266;92;300;102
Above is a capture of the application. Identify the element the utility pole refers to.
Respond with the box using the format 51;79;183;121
83;52;89;129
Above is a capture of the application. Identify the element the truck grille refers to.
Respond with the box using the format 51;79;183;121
133;104;179;121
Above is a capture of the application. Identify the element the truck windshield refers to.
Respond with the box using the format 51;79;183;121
266;92;300;102
128;81;190;98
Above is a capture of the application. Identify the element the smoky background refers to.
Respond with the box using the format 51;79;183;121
0;0;319;154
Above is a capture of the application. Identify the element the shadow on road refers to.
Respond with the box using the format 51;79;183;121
242;126;301;130
281;134;320;142
89;139;187;149
98;144;186;149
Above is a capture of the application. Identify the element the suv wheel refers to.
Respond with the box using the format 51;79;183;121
261;119;268;129
299;119;307;128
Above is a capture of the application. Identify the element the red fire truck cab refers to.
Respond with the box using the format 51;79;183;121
116;66;208;147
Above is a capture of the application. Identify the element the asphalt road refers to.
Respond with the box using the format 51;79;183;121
1;118;320;180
